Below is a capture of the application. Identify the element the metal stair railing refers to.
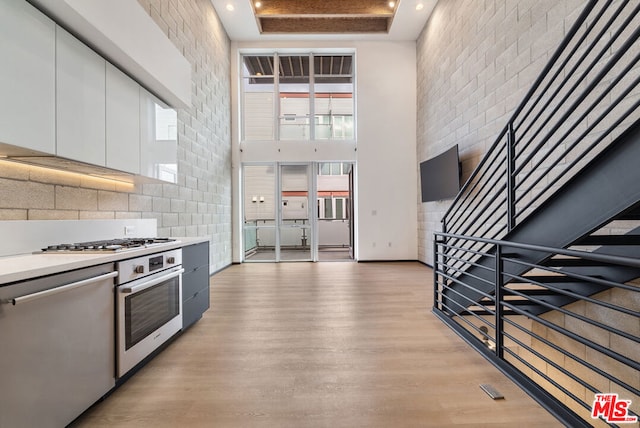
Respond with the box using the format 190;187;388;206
433;233;640;428
440;0;640;277
432;1;640;426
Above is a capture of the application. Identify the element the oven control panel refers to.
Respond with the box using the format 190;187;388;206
117;249;182;285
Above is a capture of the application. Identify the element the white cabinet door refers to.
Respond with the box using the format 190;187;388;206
106;63;140;174
0;1;55;155
56;27;106;166
140;88;178;183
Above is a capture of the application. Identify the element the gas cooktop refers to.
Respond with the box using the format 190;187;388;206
40;238;178;253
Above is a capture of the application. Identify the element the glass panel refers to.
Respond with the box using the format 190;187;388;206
125;278;179;350
243;226;276;261
313;55;354;140
279;164;310;261
244;165;276;261
324;197;333;218
336;198;344;219
280;164;309;223
242;56;275;141
319;162;331;175
278;226;311;261
279;55;310;140
244;226;257;253
244;165;276;221
140;90;178;183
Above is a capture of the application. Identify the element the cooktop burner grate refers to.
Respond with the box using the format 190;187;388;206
41;238;177;253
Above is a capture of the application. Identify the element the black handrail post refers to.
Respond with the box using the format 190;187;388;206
440;219;449;296
495;243;505;359
506;122;516;232
433;237;439;311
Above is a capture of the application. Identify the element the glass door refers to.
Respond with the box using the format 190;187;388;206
316;162;354;261
243;162;355;262
279;164;312;261
243;164;276;261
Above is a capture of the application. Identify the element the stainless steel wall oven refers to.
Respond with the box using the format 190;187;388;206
116;248;183;377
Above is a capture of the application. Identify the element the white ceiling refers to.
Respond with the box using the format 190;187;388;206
210;0;437;42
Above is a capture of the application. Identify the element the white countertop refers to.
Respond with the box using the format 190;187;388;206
0;237;209;285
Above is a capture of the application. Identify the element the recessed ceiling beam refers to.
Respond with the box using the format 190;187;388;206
259;17;390;34
254;0;397;16
251;0;399;34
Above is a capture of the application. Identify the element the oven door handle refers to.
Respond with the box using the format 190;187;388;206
2;271;119;306
120;268;184;294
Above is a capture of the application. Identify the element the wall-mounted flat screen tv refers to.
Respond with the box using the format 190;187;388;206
420;145;461;202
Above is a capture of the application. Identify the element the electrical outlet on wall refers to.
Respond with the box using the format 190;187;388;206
124;226;135;236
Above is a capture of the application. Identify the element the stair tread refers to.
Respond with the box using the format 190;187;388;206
509;275;598;283
575;235;640;246
442;123;640;316
542;257;619;267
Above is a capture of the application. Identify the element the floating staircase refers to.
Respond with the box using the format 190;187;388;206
431;1;640;426
442;119;640;316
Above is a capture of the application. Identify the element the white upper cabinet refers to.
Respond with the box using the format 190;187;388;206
106;63;140;174
140;88;178;183
0;0;55;155
56;27;106;166
0;2;178;181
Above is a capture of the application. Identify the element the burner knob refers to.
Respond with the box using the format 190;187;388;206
134;265;145;274
167;257;176;264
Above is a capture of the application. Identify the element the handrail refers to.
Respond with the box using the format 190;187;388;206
442;0;599;222
432;3;640;423
433;232;640;426
441;0;640;240
436;231;640;269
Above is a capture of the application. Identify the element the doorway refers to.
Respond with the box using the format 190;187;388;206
316;162;354;261
242;162;354;262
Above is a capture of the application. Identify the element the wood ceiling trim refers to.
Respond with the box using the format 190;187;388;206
257;13;395;19
253;0;398;16
259;17;390;34
251;0;399;34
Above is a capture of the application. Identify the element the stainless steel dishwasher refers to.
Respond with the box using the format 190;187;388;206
0;263;117;428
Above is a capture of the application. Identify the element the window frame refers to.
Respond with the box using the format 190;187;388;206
240;52;355;143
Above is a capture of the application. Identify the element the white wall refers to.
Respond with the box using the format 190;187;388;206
355;42;417;260
231;41;417;262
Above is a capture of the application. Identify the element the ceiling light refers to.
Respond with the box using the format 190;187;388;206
388;1;395;7
416;3;424;11
255;1;262;8
226;3;235;11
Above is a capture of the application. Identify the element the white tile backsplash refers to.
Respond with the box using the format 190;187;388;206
0;219;157;256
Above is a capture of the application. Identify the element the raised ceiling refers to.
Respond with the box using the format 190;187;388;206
251;0;399;35
211;0;437;41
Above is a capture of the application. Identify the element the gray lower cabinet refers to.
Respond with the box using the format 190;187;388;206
182;242;210;329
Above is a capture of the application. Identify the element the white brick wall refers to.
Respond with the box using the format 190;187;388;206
416;0;585;265
419;2;640;422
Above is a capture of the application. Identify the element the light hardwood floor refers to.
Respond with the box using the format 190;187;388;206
72;262;562;427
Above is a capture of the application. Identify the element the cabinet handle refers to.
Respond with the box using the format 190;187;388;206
2;271;118;306
120;268;184;294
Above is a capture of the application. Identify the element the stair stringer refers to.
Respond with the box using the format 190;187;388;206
442;121;640;314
